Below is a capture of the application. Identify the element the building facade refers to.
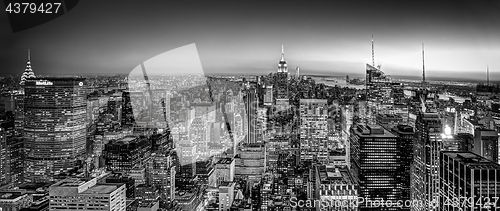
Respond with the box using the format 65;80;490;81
412;112;442;211
299;99;328;163
350;124;410;211
49;177;126;211
473;128;498;163
214;157;235;186
24;78;87;182
245;88;258;144
439;151;500;210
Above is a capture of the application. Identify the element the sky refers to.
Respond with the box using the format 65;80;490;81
1;0;500;81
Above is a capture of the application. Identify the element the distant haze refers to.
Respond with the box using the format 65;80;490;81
1;1;499;81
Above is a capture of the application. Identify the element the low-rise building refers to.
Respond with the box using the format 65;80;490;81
48;177;126;211
0;191;32;211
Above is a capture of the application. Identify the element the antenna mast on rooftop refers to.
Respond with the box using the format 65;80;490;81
371;35;375;67
487;65;490;86
422;43;426;88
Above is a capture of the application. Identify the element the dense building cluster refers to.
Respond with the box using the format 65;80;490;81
0;46;499;211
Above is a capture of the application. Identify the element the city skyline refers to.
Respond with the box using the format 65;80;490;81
5;1;500;211
1;0;500;81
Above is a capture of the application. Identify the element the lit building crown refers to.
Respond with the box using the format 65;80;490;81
277;44;288;73
20;49;36;85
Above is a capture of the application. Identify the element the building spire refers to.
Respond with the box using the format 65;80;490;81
20;48;36;86
296;63;300;77
487;65;490;86
371;35;375;67
277;44;288;73
422;43;426;87
281;44;285;61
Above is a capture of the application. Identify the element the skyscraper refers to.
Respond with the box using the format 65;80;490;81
364;39;406;125
24;78;87;182
473;128;499;163
365;64;393;125
13;93;25;137
15;49;36;136
121;91;135;127
19;49;36;86
103;136;150;173
190;117;208;158
296;64;300;78
350;124;410;211
440;151;500;210
1;115;23;186
0;127;7;185
214;157;235;186
147;152;176;205
275;44;289;111
391;125;414;208
412;112;442;211
7;137;23;186
245;88;258;144
235;143;266;185
176;136;197;181
107;93;123;124
299;99;328;163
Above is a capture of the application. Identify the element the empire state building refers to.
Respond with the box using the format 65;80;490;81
277;44;288;74
275;45;289;111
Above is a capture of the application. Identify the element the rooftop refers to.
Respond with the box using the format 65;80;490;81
392;125;414;134
299;99;328;104
26;77;85;81
217;157;234;164
219;181;235;187
176;190;197;201
82;184;121;194
120;136;137;143
378;113;402;118
314;165;355;185
354;124;396;138
55;178;93;187
0;192;25;200
474;128;498;137
443;151;500;169
138;201;158;208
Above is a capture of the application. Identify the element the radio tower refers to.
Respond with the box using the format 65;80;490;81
372;35;375;67
422;43;426;88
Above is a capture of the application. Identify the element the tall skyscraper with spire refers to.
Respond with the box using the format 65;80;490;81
296;63;300;78
364;36;406;126
277;44;288;73
422;43;426;88
20;49;36;86
371;35;375;67
275;44;289;111
365;37;393;125
15;49;36;136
